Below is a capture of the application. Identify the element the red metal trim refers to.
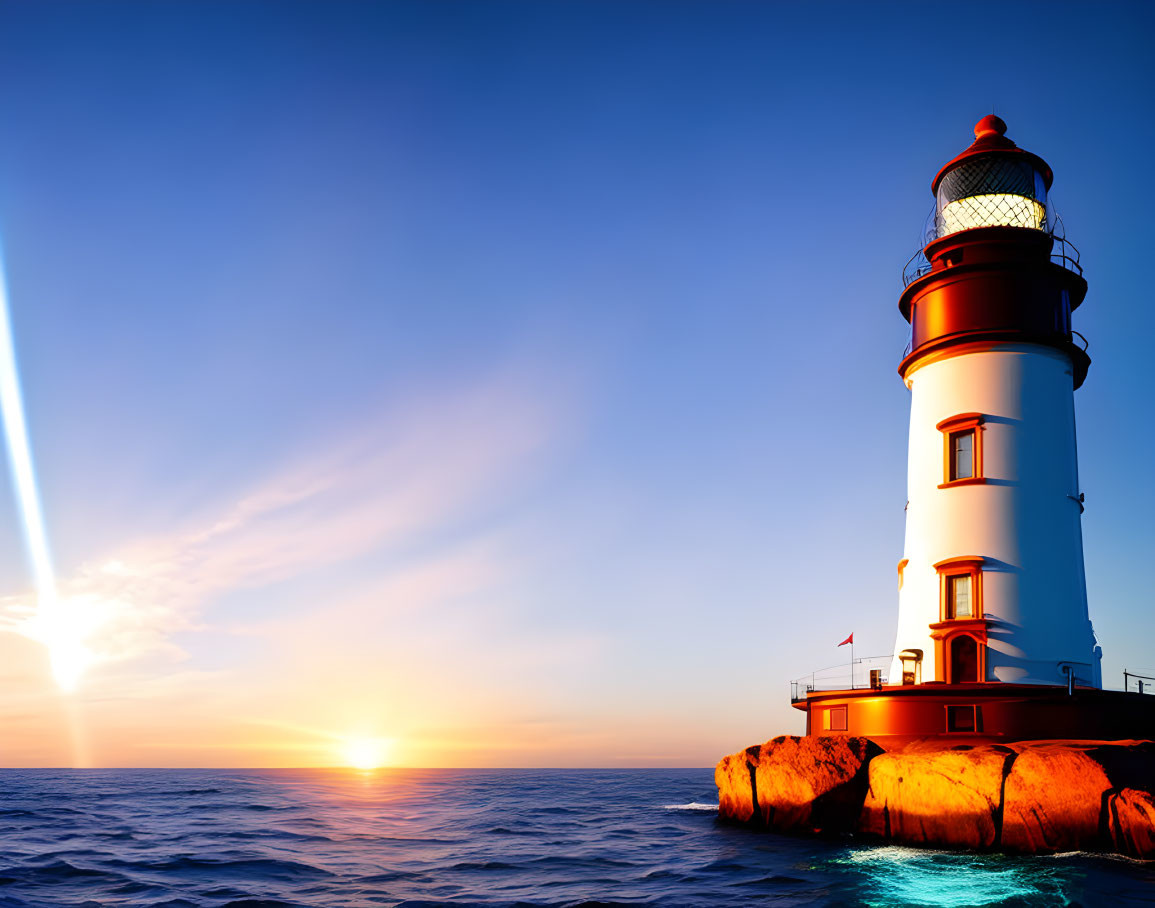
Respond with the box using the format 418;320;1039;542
936;413;985;432
899;335;1091;391
938;477;987;489
928;618;990;640
933;556;986;571
899;251;1087;324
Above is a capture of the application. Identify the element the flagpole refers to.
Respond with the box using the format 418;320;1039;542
850;639;855;689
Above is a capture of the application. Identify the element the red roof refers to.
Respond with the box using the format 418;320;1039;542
931;116;1054;195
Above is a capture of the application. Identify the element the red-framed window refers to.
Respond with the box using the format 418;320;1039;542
937;413;986;488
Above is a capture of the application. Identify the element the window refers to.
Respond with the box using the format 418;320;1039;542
824;706;848;732
937;413;985;487
935;557;984;623
947;574;972;619
946;704;979;733
950;430;973;480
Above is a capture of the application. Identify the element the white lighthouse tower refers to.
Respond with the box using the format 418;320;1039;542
889;115;1101;691
795;116;1153;744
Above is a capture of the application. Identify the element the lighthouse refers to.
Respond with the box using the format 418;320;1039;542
792;117;1155;743
890;115;1101;692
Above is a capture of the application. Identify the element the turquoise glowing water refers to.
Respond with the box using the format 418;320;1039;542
0;768;1149;906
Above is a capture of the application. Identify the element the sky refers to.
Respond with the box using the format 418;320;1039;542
0;0;1151;768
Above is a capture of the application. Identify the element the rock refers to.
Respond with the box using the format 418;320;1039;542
858;744;1015;848
715;744;760;823
1001;742;1111;852
715;735;879;834
1001;740;1155;854
1107;788;1155;859
718;736;1155;856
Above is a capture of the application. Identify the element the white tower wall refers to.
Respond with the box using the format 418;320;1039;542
891;343;1101;687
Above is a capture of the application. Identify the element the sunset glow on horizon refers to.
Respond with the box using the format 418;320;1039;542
340;736;395;770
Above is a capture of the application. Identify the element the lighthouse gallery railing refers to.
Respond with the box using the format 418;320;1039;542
901;202;1084;289
1124;669;1155;695
790;654;893;702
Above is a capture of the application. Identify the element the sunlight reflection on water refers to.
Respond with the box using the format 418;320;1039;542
838;845;1071;907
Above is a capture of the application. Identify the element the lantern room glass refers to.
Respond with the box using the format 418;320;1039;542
936;157;1048;237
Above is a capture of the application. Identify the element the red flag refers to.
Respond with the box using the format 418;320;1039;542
838;633;854;647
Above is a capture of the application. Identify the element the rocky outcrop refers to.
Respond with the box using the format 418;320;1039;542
859;744;1015;849
717;736;1155;857
715;735;881;834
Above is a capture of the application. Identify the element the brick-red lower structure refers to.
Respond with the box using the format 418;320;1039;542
795;684;1155;748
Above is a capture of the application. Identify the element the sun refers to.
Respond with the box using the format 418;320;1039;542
340;736;393;770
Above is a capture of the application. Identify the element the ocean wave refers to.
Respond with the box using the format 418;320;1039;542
484;825;540;836
730;874;808;887
102;855;335;880
661;802;717;811
448;859;520;871
219;901;307;908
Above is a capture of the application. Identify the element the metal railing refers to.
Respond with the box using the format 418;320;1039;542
1124;669;1155;695
900;204;937;287
900;203;1084;288
902;249;933;287
790;654;893;702
1050;235;1083;275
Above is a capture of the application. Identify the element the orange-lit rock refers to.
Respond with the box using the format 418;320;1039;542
1001;740;1155;853
1001;742;1112;852
1107;788;1155;859
716;736;1155;857
715;744;760;823
715;735;879;834
858;744;1014;848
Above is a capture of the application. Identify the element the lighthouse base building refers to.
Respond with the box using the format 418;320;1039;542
790;117;1155;746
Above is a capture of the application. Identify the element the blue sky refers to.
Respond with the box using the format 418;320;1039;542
0;1;1151;766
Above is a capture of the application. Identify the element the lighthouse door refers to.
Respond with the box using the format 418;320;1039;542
950;635;979;683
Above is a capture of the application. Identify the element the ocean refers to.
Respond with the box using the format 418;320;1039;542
0;768;1150;907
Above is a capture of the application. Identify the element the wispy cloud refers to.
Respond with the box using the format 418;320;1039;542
0;369;570;683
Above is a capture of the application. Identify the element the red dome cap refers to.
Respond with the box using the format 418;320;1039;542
974;114;1007;139
930;116;1053;195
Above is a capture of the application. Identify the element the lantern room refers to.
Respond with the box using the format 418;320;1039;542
898;116;1089;390
932;114;1052;237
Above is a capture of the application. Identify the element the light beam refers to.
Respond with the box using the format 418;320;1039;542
0;238;84;691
